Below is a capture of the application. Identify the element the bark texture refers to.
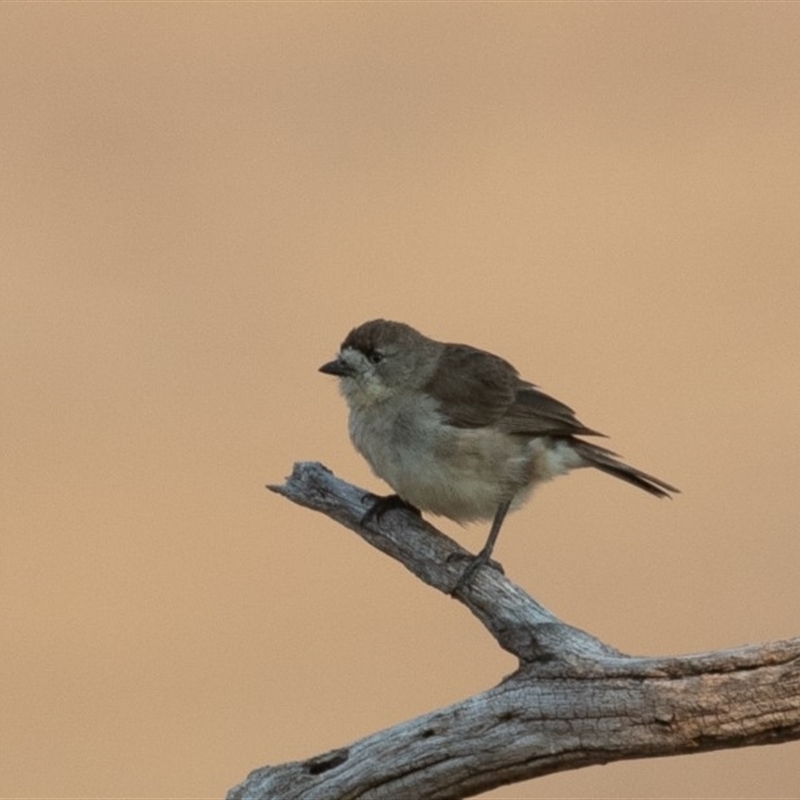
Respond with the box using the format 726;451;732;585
227;462;800;800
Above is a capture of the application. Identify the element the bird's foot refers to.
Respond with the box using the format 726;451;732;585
360;493;421;526
448;549;504;596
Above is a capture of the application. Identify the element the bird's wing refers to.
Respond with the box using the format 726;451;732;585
425;344;601;436
423;345;517;428
499;381;602;437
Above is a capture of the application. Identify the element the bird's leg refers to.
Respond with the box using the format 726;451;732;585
360;493;421;526
451;499;511;594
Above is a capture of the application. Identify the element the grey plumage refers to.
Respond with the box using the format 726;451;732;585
320;319;678;583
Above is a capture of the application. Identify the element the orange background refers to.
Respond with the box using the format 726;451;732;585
3;4;799;798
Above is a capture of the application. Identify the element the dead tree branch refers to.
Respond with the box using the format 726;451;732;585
227;462;800;800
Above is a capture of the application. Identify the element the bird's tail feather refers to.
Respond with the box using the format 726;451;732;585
572;441;679;498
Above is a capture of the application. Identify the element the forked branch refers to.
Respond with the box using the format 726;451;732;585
227;462;800;800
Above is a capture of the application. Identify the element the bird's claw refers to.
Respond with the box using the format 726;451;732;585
360;493;421;526
448;550;504;595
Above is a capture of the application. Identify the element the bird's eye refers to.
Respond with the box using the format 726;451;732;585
367;350;384;364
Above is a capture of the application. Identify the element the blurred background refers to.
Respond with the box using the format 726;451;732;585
2;3;799;798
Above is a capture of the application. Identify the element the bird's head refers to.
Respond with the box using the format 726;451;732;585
319;319;439;409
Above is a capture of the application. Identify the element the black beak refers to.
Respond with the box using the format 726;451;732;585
319;358;352;377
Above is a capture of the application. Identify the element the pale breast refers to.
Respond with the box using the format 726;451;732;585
348;397;539;523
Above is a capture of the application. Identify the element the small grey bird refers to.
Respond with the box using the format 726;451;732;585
320;319;677;588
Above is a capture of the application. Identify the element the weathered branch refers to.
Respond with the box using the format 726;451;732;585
228;462;800;800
